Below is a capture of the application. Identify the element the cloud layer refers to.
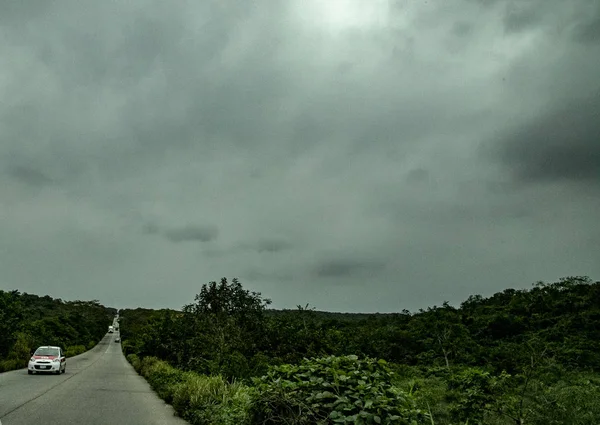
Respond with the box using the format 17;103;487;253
1;0;599;312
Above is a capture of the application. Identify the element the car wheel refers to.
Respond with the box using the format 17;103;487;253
55;369;61;375
28;370;33;375
62;366;66;374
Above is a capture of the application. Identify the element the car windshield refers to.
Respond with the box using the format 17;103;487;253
34;348;59;356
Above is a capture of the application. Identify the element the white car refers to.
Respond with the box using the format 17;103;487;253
28;346;66;375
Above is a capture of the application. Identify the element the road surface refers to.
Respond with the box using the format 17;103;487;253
0;322;188;425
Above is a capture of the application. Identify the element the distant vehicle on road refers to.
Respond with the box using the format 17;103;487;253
28;346;66;375
115;337;120;343
108;325;114;333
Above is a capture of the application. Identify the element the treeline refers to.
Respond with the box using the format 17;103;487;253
0;290;116;372
120;276;600;377
119;276;600;424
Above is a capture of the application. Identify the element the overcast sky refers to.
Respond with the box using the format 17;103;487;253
1;0;599;313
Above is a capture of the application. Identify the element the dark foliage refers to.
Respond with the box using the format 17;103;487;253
120;276;600;377
118;276;600;424
0;290;115;371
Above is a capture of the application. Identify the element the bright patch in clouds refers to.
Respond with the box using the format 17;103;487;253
295;0;390;31
1;0;599;313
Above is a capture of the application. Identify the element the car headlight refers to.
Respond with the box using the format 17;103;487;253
53;358;60;363
30;357;35;362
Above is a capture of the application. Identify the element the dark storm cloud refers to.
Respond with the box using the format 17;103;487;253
8;166;54;187
314;259;387;278
164;225;219;243
464;0;502;7
0;0;52;23
573;14;600;44
503;4;540;34
0;2;288;183
1;0;599;313
142;222;160;235
486;95;600;186
255;239;293;253
232;238;293;255
452;22;474;37
406;168;430;184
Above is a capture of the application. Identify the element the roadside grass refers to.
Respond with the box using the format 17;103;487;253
128;354;252;425
127;354;426;425
127;353;600;425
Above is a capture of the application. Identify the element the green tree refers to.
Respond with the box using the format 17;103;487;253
179;277;271;379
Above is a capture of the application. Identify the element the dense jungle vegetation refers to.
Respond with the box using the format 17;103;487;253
119;275;600;425
0;290;116;372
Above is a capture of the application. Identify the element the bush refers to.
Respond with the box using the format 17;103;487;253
0;359;26;373
249;352;272;379
8;332;34;362
446;367;510;424
65;345;86;357
139;356;161;376
395;377;451;425
526;374;600;425
127;354;141;372
221;350;250;380
121;340;138;357
250;354;428;425
142;359;188;403
172;373;253;425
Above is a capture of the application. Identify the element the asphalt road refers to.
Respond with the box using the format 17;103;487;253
0;322;188;425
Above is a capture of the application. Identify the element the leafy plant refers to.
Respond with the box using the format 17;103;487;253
250;355;427;424
446;367;513;424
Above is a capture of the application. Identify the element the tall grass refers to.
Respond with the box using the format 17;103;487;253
129;355;253;425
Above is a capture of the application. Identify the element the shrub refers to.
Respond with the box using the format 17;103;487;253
389;364;422;380
221;350;250;380
526;374;600;425
8;332;34;362
172;373;254;425
250;354;428;425
0;359;25;373
140;356;161;376
142;359;188;403
129;356;253;425
121;340;138;357
65;345;86;357
249;352;272;379
127;354;141;372
396;376;451;425
446;367;510;424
